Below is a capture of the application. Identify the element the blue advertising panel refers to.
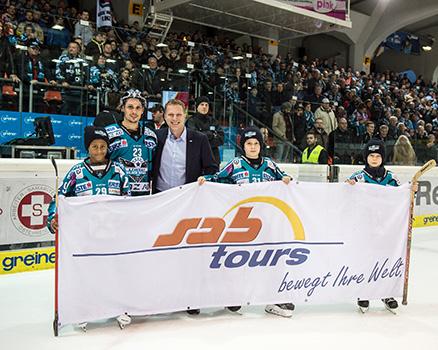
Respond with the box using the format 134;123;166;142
0;111;95;158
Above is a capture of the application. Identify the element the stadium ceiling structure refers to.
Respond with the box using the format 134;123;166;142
154;0;352;42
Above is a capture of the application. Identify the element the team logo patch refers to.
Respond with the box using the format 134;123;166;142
107;129;124;138
263;173;275;181
233;171;249;181
10;184;54;237
108;180;120;189
144;140;156;148
75;181;93;194
109;139;128;151
144;128;157;138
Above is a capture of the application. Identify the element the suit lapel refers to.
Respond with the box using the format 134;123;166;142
186;129;193;174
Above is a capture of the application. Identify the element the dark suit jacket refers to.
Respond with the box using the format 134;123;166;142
153;128;219;193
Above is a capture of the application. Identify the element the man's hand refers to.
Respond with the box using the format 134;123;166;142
345;179;356;185
62;82;69;87
10;74;20;83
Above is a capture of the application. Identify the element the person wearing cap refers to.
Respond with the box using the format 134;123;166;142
187;96;224;166
17;38;55;111
46;127;131;331
346;139;417;313
145;104;167;131
55;41;87;115
198;126;294;317
105;89;157;196
47;125;130;234
272;101;294;162
315;97;337;135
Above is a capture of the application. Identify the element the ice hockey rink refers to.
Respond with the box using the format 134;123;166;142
0;227;437;350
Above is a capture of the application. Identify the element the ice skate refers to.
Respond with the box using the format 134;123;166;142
116;313;132;329
357;299;369;314
382;298;398;314
265;303;294;318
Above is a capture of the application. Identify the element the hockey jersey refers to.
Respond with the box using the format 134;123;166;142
47;159;130;233
105;123;157;195
349;169;400;187
206;156;287;184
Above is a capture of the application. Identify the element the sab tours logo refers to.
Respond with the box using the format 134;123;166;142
153;196;310;269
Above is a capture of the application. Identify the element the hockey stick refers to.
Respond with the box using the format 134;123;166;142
402;159;436;305
50;157;60;336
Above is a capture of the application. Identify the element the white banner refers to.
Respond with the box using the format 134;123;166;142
58;181;410;326
96;0;112;28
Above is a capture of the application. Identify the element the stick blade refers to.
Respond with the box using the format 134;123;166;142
413;159;436;182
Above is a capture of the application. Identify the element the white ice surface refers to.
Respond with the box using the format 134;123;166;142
1;228;438;350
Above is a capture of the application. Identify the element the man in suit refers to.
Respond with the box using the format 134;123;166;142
153;99;218;194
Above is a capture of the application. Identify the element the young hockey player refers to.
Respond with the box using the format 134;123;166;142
105;89;157;196
346;139;417;313
47;125;131;330
198;126;295;317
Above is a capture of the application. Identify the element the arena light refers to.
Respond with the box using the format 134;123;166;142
187;41;195;47
246;53;252;58
422;45;432;51
15;44;28;51
178;69;188;74
232;55;244;60
106;59;116;63
141;64;150;69
156;42;168;47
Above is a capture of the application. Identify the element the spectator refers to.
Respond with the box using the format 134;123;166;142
140;56;166;98
187;96;224;165
302;131;328;164
55;41;87;115
362;121;375;144
85;31;106;57
93;92;123;127
74;10;93;46
88;55;118;92
315;98;337;135
392;135;416;165
272;102;294;162
293;104;306;150
17;39;55;111
303;102;315;131
309;117;329;149
130;43;148;67
376;124;389;142
328;117;353;164
45;17;70;49
146;104;167;131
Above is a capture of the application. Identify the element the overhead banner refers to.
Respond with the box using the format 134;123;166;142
282;0;348;21
58;181;410;327
96;0;112;28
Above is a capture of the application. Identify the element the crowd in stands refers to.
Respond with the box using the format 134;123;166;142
0;0;437;165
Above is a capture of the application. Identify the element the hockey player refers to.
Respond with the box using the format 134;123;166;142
198;126;295;318
47;126;131;330
105;89;157;196
346;139;417;313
